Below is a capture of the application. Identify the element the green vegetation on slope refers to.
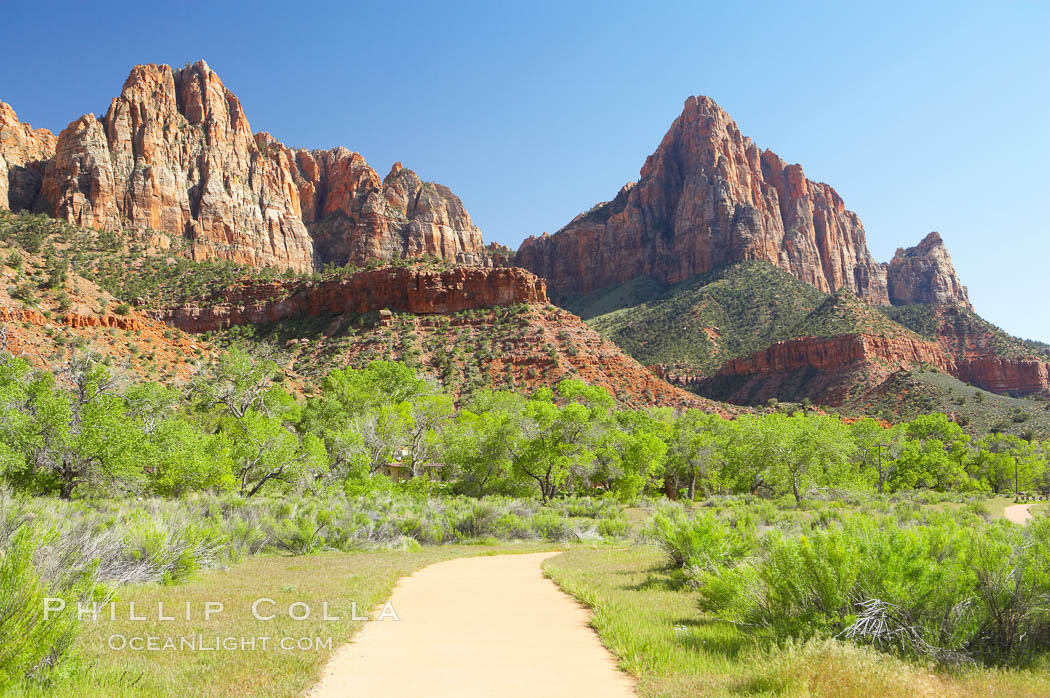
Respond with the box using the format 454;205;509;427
0;210;466;312
572;261;828;375
572;261;934;378
788;290;919;341
0;210;295;310
883;303;1050;360
565;275;670;320
860;367;1050;439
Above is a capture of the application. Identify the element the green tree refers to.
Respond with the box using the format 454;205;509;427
442;407;526;496
225;410;326;497
148;418;235;496
189;346;282;418
848;417;902;494
405;394;454;477
511;383;598;502
889;414;972;491
725;413;855;504
0;355;143;498
665;410;728;499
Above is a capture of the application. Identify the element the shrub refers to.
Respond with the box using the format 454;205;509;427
692;510;1050;666
0;527;88;688
645;508;754;572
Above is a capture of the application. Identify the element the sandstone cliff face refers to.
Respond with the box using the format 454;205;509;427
705;333;1050;403
954;357;1050;396
293;154;484;267
38;63;314;269
18;61;482;271
0;102;56;211
887;232;971;309
154;266;547;333
513;96;890;303
716;334;953;378
699;333;952;405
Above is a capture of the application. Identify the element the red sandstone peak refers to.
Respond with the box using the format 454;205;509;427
887;232;971;309
514;94;890;304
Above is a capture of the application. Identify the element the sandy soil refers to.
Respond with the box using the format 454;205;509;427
1004;503;1033;524
308;551;636;697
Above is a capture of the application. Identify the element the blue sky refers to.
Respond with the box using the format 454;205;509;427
3;1;1047;340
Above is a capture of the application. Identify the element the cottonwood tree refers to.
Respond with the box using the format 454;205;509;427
405;394;454;477
0;355;142;498
889;414;971;491
441;407;525;496
665;410;728;499
189;346;283;419
301;361;438;481
349;404;412;475
587;408;670;501
727;413;854;504
226;410;326;497
147;418;235;496
848;417;904;494
511;382;600;502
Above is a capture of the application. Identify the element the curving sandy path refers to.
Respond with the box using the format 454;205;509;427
1004;503;1033;525
308;551;636;698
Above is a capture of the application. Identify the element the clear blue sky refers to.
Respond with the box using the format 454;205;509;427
3;1;1047;340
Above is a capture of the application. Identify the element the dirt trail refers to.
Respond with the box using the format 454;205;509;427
1004;503;1033;524
308;551;636;698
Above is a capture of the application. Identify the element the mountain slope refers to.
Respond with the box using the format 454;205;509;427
0;210;719;410
572;261;826;377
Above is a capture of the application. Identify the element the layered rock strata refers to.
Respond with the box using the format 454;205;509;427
0;102;56;211
153;266;547;332
886;232;971;309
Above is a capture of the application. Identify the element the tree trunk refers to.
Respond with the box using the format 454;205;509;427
663;475;678;501
688;473;697;501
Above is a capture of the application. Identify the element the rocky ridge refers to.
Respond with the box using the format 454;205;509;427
702;333;1050;405
275;304;728;411
0;102;56;212
152;266;548;333
886;232;971;309
2;61;484;271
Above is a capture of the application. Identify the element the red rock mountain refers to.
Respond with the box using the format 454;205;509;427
886;232;971;309
513;95;970;309
2;61;483;271
704;333;1050;403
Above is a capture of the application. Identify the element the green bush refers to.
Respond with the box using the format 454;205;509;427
0;528;88;688
645;507;754;571
690;510;1050;666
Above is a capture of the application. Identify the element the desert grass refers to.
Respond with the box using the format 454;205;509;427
543;546;1050;697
